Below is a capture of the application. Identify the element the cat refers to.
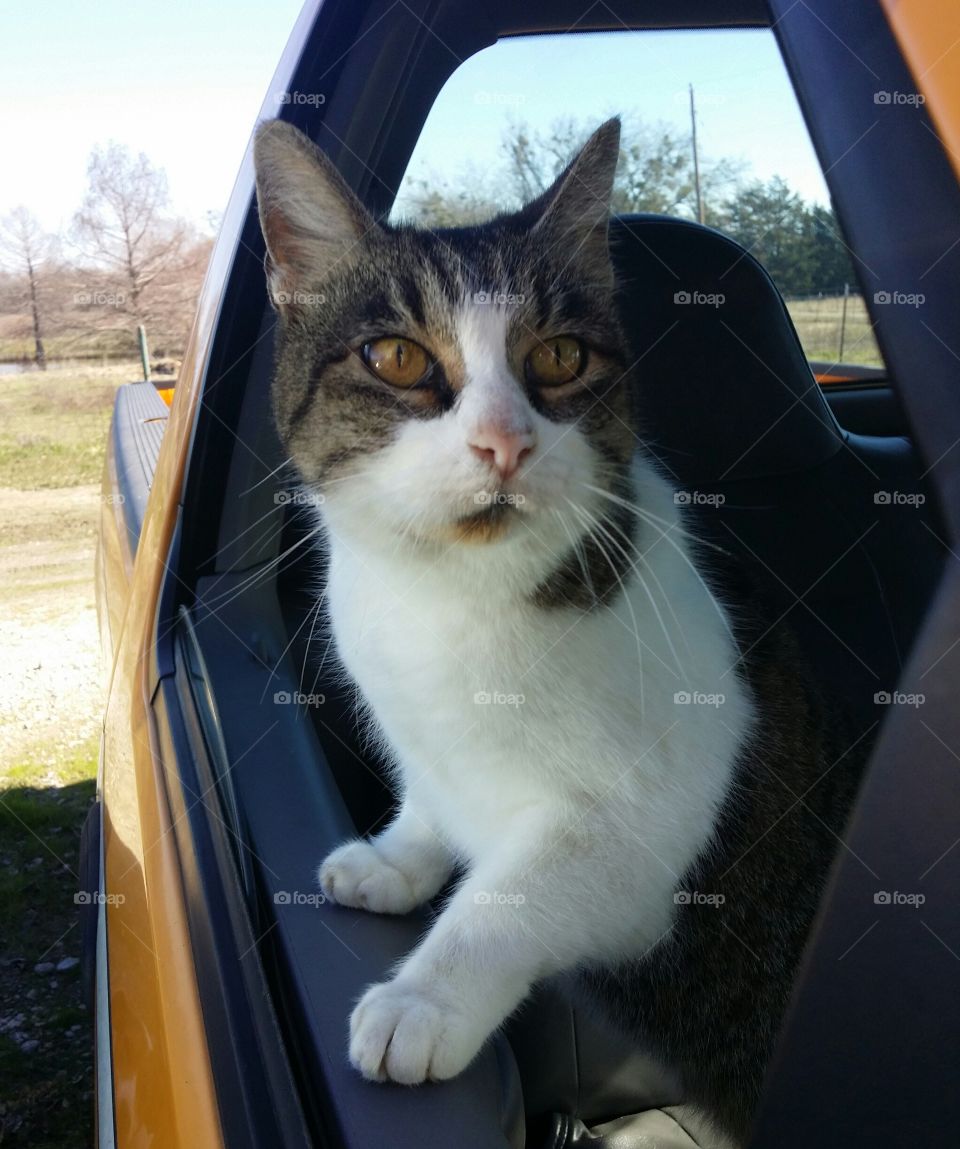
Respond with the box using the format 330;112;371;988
253;116;869;1146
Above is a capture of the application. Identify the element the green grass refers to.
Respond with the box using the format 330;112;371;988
0;331;140;364
0;362;137;489
0;736;98;1149
787;295;884;368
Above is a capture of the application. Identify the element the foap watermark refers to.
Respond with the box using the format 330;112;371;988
674;690;725;708
275;289;326;308
74;290;125;307
874;90;925;107
674;490;725;507
874;490;925;506
274;690;326;707
275;488;325;507
873;290;925;308
473;290;526;306
473;90;526;107
276;90;326;106
674;890;726;906
474;690;525;708
274;890;327;907
874;690;925;708
74;891;125;906
474;890;526;905
100;492;126;505
474;490;526;507
874;890;925;907
674;289;725;308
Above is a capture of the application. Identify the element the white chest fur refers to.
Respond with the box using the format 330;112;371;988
323;463;753;872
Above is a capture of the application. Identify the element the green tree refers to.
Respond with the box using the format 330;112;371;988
499;116;742;218
400;115;743;227
802;204;858;295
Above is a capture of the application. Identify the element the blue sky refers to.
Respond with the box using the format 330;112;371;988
0;3;829;235
394;29;829;214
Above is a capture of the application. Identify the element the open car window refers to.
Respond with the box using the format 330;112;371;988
391;28;886;376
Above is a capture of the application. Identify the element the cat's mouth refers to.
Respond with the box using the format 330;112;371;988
443;497;522;545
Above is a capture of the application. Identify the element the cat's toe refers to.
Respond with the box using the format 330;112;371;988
318;840;417;913
349;979;482;1084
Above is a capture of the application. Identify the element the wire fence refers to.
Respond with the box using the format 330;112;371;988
783;286;883;368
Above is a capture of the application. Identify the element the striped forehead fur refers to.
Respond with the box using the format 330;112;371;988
256;117;641;607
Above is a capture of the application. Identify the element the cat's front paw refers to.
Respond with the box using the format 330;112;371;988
318;839;420;914
349;978;486;1084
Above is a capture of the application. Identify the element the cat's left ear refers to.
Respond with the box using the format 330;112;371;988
253;120;376;311
530;117;621;285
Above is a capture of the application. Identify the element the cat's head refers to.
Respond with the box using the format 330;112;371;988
254;118;637;577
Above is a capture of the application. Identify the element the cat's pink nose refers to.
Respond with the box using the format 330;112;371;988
468;425;536;480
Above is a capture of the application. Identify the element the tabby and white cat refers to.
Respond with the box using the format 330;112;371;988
253;118;865;1144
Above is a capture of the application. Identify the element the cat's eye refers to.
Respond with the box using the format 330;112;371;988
526;337;584;387
361;337;432;388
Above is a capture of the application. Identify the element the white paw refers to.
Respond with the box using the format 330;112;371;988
318;839;419;914
349;978;486;1084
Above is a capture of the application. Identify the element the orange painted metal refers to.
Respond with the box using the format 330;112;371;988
101;235;234;1147
881;0;960;183
94;3;958;1144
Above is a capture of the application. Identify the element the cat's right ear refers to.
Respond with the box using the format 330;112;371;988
253;121;375;311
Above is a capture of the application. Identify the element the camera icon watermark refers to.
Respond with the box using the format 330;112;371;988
274;488;325;507
74;891;126;906
274;290;326;308
674;890;725;906
74;290;126;307
873;90;925;106
474;890;526;905
674;690;725;708
273;690;326;707
473;91;525;107
474;689;525;708
873;490;925;507
873;290;924;308
873;690;925;708
674;490;725;507
276;90;326;106
874;890;925;906
473;289;526;306
274;890;327;907
474;490;526;507
673;289;725;308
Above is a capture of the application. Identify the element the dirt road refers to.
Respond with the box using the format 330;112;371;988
0;484;104;773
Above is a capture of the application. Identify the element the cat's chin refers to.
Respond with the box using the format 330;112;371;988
409;502;521;547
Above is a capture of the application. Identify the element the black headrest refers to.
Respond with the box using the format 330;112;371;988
610;214;843;484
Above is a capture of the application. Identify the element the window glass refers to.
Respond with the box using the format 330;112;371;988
392;30;883;370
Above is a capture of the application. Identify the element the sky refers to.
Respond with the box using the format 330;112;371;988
0;3;829;237
394;29;830;215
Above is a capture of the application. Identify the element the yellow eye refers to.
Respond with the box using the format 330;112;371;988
526;337;584;387
361;337;431;387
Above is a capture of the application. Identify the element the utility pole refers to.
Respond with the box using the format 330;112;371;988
689;83;705;225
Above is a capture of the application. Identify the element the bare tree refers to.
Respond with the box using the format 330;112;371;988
0;206;56;369
401;115;745;228
72;143;188;326
70;142;213;360
499;116;744;221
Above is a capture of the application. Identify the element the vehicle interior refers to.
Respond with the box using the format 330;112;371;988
118;1;960;1146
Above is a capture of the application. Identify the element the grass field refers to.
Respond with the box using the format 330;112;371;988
786;293;883;367
0;362;135;490
0;362;138;1147
0;739;99;1148
0;313;143;365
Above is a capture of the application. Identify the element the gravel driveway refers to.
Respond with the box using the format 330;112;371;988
0;484;104;773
